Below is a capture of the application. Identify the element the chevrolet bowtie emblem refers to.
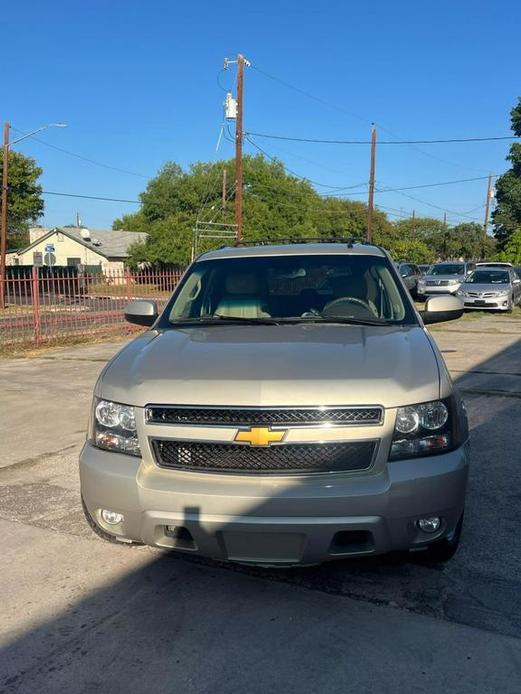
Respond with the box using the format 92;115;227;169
234;427;286;447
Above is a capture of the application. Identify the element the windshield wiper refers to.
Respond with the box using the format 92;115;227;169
169;315;281;326
294;315;394;326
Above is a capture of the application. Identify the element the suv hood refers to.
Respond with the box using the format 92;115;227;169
461;282;511;292
423;274;464;282
98;324;442;409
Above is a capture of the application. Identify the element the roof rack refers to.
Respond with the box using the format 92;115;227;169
232;236;374;248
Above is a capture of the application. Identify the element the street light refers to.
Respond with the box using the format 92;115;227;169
0;122;67;309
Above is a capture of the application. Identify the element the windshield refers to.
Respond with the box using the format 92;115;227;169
466;270;510;284
162;254;416;326
429;264;465;276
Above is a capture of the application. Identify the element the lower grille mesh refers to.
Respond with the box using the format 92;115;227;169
152;439;377;474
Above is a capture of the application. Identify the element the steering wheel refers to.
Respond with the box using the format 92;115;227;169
322;297;373;317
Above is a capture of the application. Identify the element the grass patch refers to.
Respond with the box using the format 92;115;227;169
0;331;132;359
86;282;171;298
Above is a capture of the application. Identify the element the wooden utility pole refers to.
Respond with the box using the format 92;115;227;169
222;168;227;211
482;173;493;259
235;54;245;241
0;122;10;310
367;126;377;243
412;209;416;237
443;212;448;258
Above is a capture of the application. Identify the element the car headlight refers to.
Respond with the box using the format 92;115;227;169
92;399;141;456
494;290;509;297
456;290;468;297
389;398;458;460
447;279;459;285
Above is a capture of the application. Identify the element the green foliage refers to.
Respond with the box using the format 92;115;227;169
389;238;432;263
391;217;492;261
495;227;521;264
118;155;491;267
122;155;395;266
0;150;44;249
493;97;521;248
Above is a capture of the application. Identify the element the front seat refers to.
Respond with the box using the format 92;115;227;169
215;273;270;318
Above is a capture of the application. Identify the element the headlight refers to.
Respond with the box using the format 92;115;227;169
494;290;509;297
92;399;140;456
447;279;459;285
456;290;468;297
389;399;455;461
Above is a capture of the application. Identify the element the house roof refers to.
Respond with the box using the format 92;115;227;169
19;227;148;259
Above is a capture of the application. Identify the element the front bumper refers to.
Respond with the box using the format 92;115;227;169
418;284;460;296
80;442;469;566
462;296;511;310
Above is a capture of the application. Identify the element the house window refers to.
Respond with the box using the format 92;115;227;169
67;257;82;267
33;252;43;266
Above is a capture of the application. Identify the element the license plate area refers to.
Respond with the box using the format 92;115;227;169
220;531;306;563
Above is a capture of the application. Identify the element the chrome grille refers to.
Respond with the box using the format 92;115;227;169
145;406;383;427
151;439;377;474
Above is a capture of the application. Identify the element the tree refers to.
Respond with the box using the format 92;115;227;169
496;227;521;264
122;155;395;267
0;150;44;249
388;238;432;263
492;97;521;249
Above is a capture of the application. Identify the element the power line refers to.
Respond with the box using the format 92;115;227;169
245;134;362;191
12;127;151;179
249;63;495;174
244;130;519;145
42;190;141;204
387;188;483;222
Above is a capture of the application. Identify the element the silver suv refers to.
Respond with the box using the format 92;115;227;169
80;242;469;566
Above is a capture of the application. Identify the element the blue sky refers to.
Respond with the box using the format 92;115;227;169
5;0;520;229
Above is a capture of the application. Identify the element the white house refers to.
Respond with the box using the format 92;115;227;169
7;226;148;273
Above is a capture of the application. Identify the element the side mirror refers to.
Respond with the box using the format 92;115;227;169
124;299;158;327
421;295;464;325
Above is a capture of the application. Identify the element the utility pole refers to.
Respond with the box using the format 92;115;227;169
412;209;416;237
367;125;377;243
482;173;493;259
235;54;245;242
443;212;448;258
222;168;227;211
0;122;10;310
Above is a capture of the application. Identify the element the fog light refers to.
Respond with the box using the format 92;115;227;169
417;516;441;533
101;509;124;525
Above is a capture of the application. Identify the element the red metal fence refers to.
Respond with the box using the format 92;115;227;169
1;268;185;348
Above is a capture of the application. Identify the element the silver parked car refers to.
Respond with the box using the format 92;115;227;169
80;242;469;566
417;261;475;298
457;267;521;312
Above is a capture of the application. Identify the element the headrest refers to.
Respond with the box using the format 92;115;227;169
225;273;259;295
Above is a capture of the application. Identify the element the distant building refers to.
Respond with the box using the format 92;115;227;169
7;226;148;272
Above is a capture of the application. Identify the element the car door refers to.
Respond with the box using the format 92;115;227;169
511;270;521;303
399;264;414;291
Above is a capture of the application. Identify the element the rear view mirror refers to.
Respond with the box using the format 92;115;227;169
421;295;463;324
124;300;158;327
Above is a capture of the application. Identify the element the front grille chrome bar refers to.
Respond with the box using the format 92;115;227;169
145;405;384;428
